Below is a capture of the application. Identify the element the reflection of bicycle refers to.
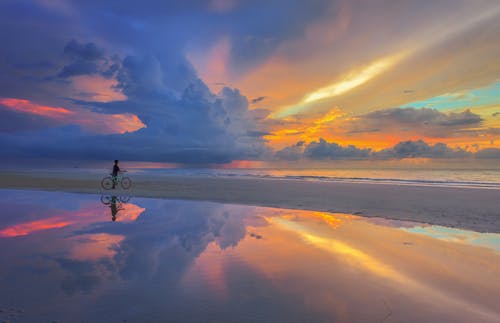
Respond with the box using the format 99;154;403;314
100;195;130;205
100;195;130;222
101;171;131;190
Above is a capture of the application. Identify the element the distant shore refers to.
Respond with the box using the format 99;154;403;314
1;170;499;232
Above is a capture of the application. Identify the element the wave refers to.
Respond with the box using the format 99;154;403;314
132;168;500;189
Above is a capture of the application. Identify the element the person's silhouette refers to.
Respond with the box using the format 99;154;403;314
112;160;120;189
110;196;118;221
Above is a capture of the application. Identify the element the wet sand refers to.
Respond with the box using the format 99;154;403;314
0;190;499;322
0;170;499;232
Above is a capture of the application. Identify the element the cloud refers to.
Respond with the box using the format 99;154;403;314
375;140;471;159
274;53;405;118
0;41;269;163
274;141;304;161
475;148;500;159
0;0;271;165
275;138;371;160
250;96;267;104
237;1;500;122
0;104;61;132
1;0;498;163
0;97;145;134
57;40;119;79
275;138;481;160
304;138;372;160
58;61;100;78
343;107;482;137
366;108;481;126
63;39;104;61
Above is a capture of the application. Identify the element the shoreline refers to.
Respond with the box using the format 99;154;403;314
1;171;499;232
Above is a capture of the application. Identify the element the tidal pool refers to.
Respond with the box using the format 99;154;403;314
0;189;498;322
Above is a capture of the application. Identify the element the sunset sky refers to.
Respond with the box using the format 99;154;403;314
0;0;499;163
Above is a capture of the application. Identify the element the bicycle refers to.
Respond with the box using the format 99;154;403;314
100;194;129;222
101;171;132;190
100;194;131;205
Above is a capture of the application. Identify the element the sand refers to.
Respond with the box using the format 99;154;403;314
1;170;499;232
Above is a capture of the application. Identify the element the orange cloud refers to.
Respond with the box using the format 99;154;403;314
1;97;145;134
0;98;74;118
71;75;127;102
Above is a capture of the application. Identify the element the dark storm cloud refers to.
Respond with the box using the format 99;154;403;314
275;139;371;160
58;61;100;78
304;138;372;160
363;107;482;126
344;107;483;137
274;141;305;161
275;139;477;160
0;0;274;163
0;48;269;163
375;140;471;159
57;40;119;79
63;39;104;61
475;148;500;159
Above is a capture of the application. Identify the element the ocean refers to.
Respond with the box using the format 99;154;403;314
125;161;500;189
3;159;500;189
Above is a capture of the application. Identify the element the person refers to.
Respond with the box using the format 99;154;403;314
110;196;119;221
112;160;120;189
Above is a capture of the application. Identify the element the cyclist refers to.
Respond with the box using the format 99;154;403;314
112;160;120;189
110;196;120;221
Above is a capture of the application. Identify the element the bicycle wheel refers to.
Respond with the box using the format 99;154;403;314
101;177;114;190
121;177;132;189
119;195;131;203
100;195;112;205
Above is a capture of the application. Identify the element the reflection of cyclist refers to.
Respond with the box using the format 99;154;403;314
110;196;119;221
112;160;120;189
101;194;127;222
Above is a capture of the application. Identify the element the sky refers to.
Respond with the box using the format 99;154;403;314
0;0;499;163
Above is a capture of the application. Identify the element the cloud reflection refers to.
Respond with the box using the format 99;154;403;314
0;190;498;322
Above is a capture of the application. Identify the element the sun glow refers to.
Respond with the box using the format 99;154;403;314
273;53;406;118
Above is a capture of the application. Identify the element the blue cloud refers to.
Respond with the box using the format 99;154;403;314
275;139;489;160
0;0;274;163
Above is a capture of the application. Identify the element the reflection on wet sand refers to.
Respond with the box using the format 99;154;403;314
0;193;145;238
269;216;499;321
0;216;73;237
100;194;143;222
0;189;498;322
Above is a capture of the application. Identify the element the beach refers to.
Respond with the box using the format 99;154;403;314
1;170;498;232
0;190;498;322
